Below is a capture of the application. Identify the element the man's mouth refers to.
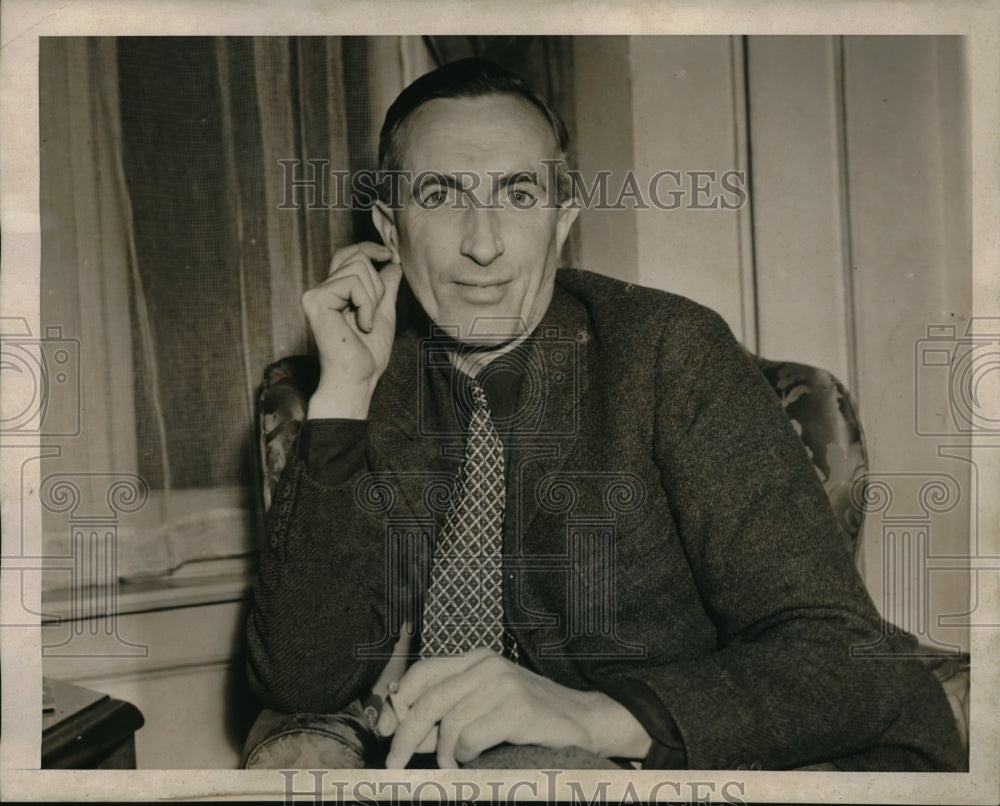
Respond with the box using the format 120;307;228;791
453;280;510;303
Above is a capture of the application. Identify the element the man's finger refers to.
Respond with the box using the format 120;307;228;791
451;705;512;765
435;691;496;769
323;262;380;333
414;725;439;756
376;697;398;738
375;262;404;320
384;665;481;768
384;716;436;769
385;652;497;769
345;260;380;329
390;648;495;716
384;691;442;768
328;241;392;276
316;273;377;333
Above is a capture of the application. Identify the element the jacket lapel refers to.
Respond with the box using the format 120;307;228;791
366;284;460;518
366;275;592;543
502;280;591;555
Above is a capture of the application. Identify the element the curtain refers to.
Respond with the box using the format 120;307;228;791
40;37;147;570
40;37;367;578
117;37;359;493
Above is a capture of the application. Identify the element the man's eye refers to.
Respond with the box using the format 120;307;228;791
509;187;537;206
419;187;450;207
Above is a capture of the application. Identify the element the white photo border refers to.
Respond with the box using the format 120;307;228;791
2;1;998;802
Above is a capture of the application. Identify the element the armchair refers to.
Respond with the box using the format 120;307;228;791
242;354;969;769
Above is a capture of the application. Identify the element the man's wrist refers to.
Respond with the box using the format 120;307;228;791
584;690;653;759
307;380;376;420
594;679;686;767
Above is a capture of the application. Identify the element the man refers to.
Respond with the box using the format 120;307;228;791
246;58;965;771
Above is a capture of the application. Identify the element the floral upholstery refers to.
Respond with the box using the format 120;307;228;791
752;357;867;558
242;353;970;769
258;356;320;512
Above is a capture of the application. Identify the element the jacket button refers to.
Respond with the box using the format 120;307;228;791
270;536;278;549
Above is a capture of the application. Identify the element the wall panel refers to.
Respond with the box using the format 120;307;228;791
572;36;639;285
844;36;971;651
572;36;751;340
747;36;852;381
630;35;751;343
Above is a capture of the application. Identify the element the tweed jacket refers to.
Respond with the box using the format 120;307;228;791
246;268;965;771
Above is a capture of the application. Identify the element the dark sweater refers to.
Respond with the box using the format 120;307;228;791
247;268;966;771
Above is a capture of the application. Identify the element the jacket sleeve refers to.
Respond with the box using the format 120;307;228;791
245;419;398;714
623;305;965;770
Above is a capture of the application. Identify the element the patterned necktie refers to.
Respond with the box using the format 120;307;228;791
420;377;517;660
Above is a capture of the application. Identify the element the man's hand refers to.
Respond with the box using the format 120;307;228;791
375;647;652;769
301;242;403;420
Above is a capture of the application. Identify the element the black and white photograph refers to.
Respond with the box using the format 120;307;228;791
1;2;998;803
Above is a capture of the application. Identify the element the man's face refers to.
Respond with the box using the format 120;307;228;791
375;94;578;345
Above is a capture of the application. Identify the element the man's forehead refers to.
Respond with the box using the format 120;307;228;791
397;94;561;171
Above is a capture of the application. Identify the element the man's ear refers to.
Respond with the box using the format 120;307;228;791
554;202;581;255
372;201;401;263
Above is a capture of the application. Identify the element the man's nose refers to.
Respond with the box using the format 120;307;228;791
459;206;504;266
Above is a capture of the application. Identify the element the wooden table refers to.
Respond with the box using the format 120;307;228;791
42;678;145;769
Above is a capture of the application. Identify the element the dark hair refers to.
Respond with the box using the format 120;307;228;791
377;57;571;203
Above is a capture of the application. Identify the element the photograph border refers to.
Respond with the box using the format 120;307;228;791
2;1;998;802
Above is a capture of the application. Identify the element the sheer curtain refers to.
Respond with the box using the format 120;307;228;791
40;37;367;580
117;37;360;495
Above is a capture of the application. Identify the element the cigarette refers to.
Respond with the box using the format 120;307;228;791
386;680;400;717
